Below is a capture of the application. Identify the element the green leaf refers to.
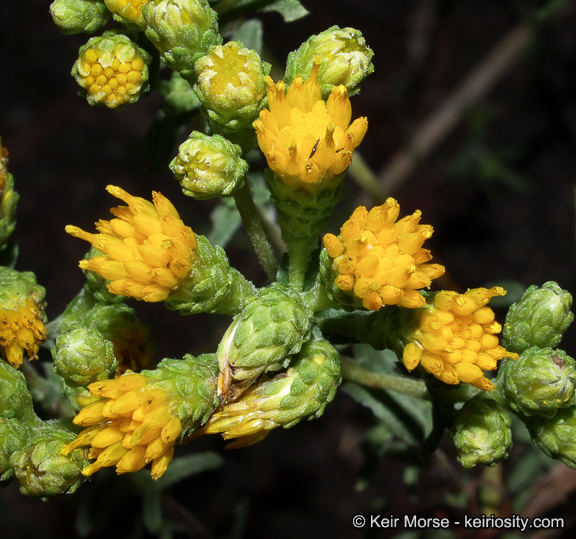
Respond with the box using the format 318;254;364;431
154;451;224;491
217;0;309;23
143;487;163;533
231;18;264;53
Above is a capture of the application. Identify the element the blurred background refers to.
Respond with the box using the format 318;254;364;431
2;0;576;537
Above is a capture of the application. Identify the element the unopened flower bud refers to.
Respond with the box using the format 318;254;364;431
216;284;313;402
52;325;117;388
285;26;374;98
104;0;147;28
0;267;46;369
198;336;341;448
194;41;270;148
0;418;31;481
50;0;110;35
503;347;576;417
525;406;576;470
170;132;247;199
83;303;155;373
450;398;512;468
13;421;88;497
72;31;152;108
0;137;18;248
503;281;574;354
142;0;221;79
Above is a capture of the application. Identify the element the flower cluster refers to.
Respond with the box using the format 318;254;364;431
323;198;445;310
66;185;197;302
403;287;519;390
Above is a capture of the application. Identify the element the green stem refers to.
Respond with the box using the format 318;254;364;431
233;181;278;281
341;356;430;400
349;151;387;203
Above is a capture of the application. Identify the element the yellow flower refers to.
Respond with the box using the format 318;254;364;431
0;298;46;369
0;267;47;369
403;287;519;390
66;185;197;302
105;0;148;27
253;59;368;192
323;198;445;310
61;373;182;479
73;32;150;109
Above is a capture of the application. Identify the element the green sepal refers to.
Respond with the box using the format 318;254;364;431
503;281;574;354
449;397;512;468
165;234;256;316
503;347;576;418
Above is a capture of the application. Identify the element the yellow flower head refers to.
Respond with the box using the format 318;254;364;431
73;32;150;109
61;373;182;479
66;185;197;302
0;268;47;369
105;0;148;27
253;59;368;192
403;287;519;390
323;198;445;310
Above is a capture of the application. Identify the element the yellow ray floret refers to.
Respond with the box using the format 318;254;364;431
403;287;519;390
0;298;46;369
66;185;197;302
62;373;182;479
323;198;445;310
253;59;368;191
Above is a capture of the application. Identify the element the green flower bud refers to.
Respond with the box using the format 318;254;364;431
0;360;35;421
0;138;18;249
83;303;156;373
142;0;221;79
503;347;576;417
52;325;117;387
194;41;270;148
199;336;341;447
72;31;152;109
285;26;374;99
104;0;147;29
503;281;574;354
450;398;512;468
0;418;31;481
160;70;201;115
216;284;313;402
170;132;247;199
164;235;256;316
525;406;576;469
0;267;46;369
12;421;88;497
50;0;110;35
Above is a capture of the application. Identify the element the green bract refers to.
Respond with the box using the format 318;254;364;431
0;360;35;421
142;0;221;79
170;132;248;199
285;25;374;99
50;0;110;35
503;347;576;418
0;141;18;249
52;325;118;387
503;281;574;354
450;398;512;468
0;418;31;481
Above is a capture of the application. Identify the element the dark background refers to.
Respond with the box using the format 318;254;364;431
2;0;576;537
